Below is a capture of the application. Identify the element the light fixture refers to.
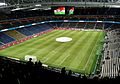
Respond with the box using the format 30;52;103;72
0;2;7;6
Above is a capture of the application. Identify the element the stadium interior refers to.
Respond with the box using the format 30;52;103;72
0;0;120;83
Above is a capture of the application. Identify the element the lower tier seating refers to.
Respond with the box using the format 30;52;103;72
17;28;33;36
0;23;53;45
4;30;26;40
0;32;15;44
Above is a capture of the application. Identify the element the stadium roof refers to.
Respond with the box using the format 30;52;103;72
0;0;120;11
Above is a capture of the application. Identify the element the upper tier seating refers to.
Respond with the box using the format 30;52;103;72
60;23;70;28
56;23;62;27
50;23;58;27
104;23;114;29
75;22;86;28
0;23;13;29
69;23;77;28
95;23;103;29
85;23;95;29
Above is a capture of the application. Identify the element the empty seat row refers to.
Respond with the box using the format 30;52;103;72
101;28;120;78
0;23;53;45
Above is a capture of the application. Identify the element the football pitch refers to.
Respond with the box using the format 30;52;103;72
0;30;105;75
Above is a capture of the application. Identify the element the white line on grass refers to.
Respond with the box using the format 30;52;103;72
83;32;101;71
13;30;64;56
42;31;76;63
52;31;84;66
58;53;70;66
70;32;93;69
65;32;90;68
31;30;71;56
74;32;96;72
8;30;60;55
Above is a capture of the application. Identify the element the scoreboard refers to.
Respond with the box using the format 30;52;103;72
52;6;75;15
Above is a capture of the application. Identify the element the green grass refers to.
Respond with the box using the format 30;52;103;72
0;30;105;75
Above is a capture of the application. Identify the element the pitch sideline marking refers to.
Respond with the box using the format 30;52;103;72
13;30;64;56
67;31;92;69
72;32;94;70
5;32;55;55
41;30;76;62
83;32;101;72
31;30;70;56
53;31;85;66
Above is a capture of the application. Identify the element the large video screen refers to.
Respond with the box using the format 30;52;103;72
68;7;74;15
52;6;75;15
54;6;65;15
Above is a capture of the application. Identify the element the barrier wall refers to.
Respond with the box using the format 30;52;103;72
54;27;103;31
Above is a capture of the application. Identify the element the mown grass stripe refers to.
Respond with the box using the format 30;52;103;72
53;31;85;66
12;30;70;57
41;30;77;63
76;32;99;70
43;30;83;65
68;32;95;70
30;30;73;59
0;30;105;75
83;32;101;74
0;30;63;56
60;32;90;64
84;32;104;74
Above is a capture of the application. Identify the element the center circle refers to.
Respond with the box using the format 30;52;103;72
56;37;72;42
